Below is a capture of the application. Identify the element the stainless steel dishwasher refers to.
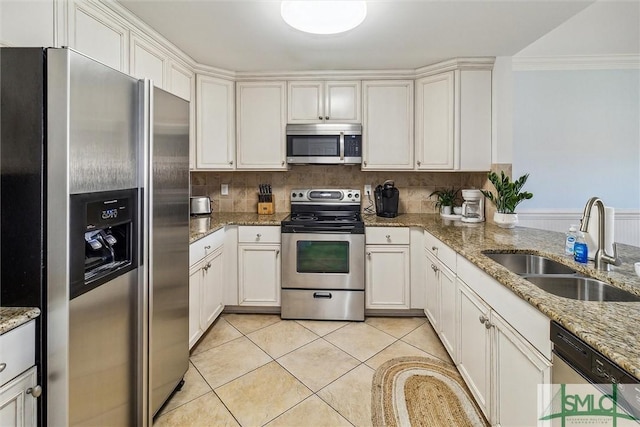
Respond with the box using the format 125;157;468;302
551;321;640;420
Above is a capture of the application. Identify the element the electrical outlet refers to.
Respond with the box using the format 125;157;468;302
364;185;372;196
221;184;229;195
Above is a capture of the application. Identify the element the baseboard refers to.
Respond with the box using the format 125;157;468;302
365;309;426;317
222;306;281;314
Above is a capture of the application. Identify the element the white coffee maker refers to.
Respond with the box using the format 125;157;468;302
461;189;485;223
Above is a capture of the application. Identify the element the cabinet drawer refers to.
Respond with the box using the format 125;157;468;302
238;226;281;244
0;321;35;386
424;231;456;269
366;227;410;245
190;228;224;266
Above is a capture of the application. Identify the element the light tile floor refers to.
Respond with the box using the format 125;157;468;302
153;314;453;427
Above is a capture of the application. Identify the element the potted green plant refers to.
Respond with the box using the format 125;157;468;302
429;187;459;216
480;171;533;228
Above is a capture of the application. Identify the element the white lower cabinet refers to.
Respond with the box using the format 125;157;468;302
423;250;440;327
189;229;225;349
457;277;551;426
365;227;411;310
237;226;281;306
0;367;37;427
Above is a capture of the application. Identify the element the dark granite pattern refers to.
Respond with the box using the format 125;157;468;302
190;212;640;380
0;307;40;335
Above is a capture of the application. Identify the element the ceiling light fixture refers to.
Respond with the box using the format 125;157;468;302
281;1;367;35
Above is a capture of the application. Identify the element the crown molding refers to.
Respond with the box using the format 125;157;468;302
233;68;418;82
512;54;640;71
415;57;495;79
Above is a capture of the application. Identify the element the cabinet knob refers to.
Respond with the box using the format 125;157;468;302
385;234;391;240
417;161;421;166
325;116;329;120
485;321;493;330
363;161;367;166
27;385;42;398
276;250;280;256
281;160;285;166
0;363;5;373
229;160;234;165
318;116;323;120
256;233;261;239
367;252;372;257
479;315;488;324
431;246;438;252
431;264;439;272
204;245;211;250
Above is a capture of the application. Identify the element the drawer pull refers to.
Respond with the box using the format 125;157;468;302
313;292;332;299
204;245;211;250
0;363;5;373
27;385;42;398
256;233;262;239
385;235;391;240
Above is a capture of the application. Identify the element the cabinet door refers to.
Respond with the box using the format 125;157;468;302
236;82;287;170
415;71;455;170
68;1;128;72
0;366;37;427
439;263;457;361
189;263;203;349
362;81;414;170
238;244;281;306
424;250;440;327
492;313;551;427
287;81;323;123
200;246;224;330
196;75;235;170
325;81;361;122
366;246;410;309
130;33;166;89
457;280;491;419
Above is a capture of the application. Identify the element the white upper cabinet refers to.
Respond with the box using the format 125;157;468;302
168;61;193;102
68;1;129;72
288;81;361;123
130;33;166;88
415;71;455;170
362;80;414;170
196;75;235;170
415;68;492;171
236;81;287;170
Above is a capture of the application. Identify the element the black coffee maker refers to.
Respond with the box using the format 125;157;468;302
374;180;400;218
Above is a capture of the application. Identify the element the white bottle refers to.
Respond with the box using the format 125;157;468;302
565;224;577;255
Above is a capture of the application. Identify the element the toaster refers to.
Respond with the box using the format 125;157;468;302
190;196;211;215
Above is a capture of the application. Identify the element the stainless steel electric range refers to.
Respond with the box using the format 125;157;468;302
281;189;365;321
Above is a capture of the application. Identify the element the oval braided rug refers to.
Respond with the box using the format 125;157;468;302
371;356;489;427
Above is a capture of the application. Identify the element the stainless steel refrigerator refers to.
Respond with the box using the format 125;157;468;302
0;47;189;426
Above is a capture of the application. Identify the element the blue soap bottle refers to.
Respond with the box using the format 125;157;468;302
573;231;589;263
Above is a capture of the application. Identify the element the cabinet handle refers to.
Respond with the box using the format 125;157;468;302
432;246;438;251
363;161;367;166
0;363;5;373
367;252;372;257
431;264;439;272
281;160;285;166
385;234;391;239
276;250;280;256
203;264;209;272
27;385;42;398
485;321;494;330
479;315;488;324
417;160;421;166
229;160;234;165
204;245;211;250
318;116;323;120
325;116;329;120
256;233;261;240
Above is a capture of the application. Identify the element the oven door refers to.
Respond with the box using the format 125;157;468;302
282;232;364;290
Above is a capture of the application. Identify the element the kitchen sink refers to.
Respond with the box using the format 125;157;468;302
483;252;577;275
523;276;640;302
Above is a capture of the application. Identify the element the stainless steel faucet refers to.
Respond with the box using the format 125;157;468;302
579;197;621;271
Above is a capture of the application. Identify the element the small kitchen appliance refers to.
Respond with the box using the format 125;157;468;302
281;189;364;321
190;196;212;215
374;180;399;218
461;189;485;223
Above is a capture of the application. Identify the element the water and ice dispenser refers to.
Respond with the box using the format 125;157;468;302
70;189;138;299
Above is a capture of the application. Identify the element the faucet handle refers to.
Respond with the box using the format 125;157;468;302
609;243;622;266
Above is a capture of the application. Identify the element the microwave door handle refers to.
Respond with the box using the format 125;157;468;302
339;132;345;162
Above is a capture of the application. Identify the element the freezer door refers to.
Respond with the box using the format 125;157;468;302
145;85;190;417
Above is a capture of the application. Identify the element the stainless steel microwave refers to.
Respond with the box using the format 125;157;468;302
286;123;362;165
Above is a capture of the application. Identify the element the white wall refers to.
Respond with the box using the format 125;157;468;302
0;0;55;47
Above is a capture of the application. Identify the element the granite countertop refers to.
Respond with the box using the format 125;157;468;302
0;307;40;335
190;212;640;380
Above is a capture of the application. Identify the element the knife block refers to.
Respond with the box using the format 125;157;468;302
258;202;274;215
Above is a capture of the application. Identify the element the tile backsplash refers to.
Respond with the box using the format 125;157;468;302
191;165;490;214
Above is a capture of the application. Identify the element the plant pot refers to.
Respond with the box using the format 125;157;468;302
440;205;452;216
494;212;518;229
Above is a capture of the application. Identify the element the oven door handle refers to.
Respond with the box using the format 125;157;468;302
313;292;332;299
339;132;345;162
